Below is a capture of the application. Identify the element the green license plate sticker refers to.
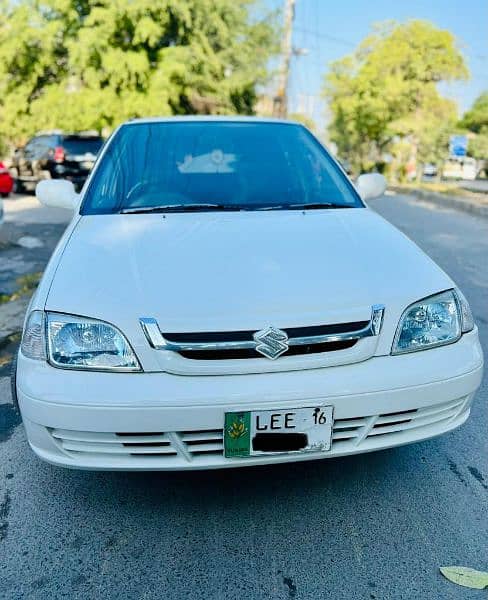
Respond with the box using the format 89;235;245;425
224;411;251;458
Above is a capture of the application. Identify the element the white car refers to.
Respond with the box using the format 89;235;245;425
14;117;483;470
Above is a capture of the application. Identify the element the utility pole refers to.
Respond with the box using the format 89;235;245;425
273;0;295;118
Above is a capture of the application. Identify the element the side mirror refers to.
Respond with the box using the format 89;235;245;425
36;179;79;211
356;173;387;201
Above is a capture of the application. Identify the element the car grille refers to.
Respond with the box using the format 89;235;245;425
48;397;468;464
178;339;357;360
139;306;385;374
162;321;369;343
161;321;368;360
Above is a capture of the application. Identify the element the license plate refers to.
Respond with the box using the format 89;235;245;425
80;160;94;169
224;406;333;458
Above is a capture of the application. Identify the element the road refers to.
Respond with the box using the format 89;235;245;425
2;194;73;225
0;193;486;600
458;179;488;194
0;195;71;297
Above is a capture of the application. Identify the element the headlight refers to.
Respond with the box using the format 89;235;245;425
392;290;469;355
46;313;140;371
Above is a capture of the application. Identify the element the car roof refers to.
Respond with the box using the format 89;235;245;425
124;116;302;127
33;131;102;138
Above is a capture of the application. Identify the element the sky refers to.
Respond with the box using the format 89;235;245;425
267;0;488;130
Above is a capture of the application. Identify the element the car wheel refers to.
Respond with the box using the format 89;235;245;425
0;192;9;198
10;351;19;413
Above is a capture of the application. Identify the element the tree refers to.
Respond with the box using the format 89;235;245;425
323;20;468;177
460;92;488;161
461;92;488;133
287;112;316;132
0;0;277;144
392;90;458;181
468;132;488;160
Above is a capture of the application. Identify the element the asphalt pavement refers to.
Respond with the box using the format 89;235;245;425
0;196;71;298
2;195;73;225
0;193;486;600
458;179;488;194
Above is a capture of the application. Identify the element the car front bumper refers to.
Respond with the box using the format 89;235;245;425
17;331;483;470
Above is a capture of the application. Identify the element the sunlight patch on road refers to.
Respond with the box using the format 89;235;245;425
17;236;43;249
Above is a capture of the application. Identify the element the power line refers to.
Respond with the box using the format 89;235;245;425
294;26;355;48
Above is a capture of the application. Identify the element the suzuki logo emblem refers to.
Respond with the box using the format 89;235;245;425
253;326;289;360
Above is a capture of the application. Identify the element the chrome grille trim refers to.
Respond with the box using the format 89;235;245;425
140;305;385;353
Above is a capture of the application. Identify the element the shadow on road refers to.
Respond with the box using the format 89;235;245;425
37;444;406;508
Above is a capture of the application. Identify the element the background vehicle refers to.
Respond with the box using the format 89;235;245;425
10;132;104;192
422;163;438;177
0;161;14;197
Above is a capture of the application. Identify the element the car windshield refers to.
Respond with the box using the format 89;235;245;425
81;121;362;214
63;137;103;156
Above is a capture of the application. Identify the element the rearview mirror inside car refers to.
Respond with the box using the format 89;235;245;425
36;179;79;211
356;173;387;201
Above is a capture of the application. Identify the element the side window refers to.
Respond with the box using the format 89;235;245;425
45;136;58;158
35;136;51;158
46;136;58;151
24;139;37;157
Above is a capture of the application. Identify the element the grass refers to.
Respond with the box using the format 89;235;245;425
0;271;43;305
395;182;488;203
0;272;43;374
0;331;21;376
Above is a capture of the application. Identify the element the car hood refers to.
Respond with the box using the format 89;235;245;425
46;208;453;336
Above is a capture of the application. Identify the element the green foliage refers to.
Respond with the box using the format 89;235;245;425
0;0;277;144
323;20;468;177
459;92;488;160
394;91;458;177
288;112;316;132
0;272;43;304
468;128;488;160
461;92;488;133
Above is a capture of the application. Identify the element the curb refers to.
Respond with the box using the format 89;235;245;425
390;186;488;219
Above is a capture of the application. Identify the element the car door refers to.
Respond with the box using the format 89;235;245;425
31;136;53;180
18;139;37;179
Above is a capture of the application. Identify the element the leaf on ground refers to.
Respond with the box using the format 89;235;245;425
440;566;488;589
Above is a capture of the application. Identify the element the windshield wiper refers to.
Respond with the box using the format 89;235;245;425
121;203;243;214
287;202;351;210
121;202;352;214
253;202;350;211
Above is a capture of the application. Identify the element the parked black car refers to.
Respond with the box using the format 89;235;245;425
10;132;104;192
